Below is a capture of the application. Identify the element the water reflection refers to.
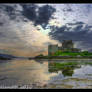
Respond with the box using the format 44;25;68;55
0;59;92;88
0;59;59;88
0;60;48;87
62;67;74;77
48;61;81;77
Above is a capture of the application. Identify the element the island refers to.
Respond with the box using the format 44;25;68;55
31;40;92;60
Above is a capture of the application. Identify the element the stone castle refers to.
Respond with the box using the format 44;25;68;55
48;40;81;56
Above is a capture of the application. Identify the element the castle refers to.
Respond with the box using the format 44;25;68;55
48;40;81;56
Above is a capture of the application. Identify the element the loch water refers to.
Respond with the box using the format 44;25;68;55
0;59;92;89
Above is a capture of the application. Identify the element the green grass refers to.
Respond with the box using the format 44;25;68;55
34;51;92;60
53;51;92;57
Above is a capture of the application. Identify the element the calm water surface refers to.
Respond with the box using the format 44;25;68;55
0;59;92;89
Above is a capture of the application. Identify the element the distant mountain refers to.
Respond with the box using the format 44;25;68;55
0;53;16;60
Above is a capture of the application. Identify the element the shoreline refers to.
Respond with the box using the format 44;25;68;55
30;58;92;61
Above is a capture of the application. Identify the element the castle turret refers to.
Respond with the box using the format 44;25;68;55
62;40;74;49
48;44;58;56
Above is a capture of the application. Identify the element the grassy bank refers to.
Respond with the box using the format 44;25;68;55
32;51;92;60
54;51;92;57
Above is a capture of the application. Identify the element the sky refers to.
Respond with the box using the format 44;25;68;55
0;4;92;57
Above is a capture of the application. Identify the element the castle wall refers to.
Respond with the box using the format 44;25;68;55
48;45;58;56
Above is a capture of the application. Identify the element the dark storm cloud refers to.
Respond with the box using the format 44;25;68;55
73;25;83;32
0;22;4;26
66;22;85;25
63;8;73;12
21;4;38;21
49;22;92;50
0;4;18;20
0;4;56;29
21;4;56;29
35;5;56;27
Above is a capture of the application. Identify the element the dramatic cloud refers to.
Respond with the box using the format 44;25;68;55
0;21;60;56
49;21;92;51
0;4;59;56
0;4;92;56
50;4;92;25
21;4;56;28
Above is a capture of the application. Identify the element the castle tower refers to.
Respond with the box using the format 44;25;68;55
62;40;74;49
48;44;58;56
